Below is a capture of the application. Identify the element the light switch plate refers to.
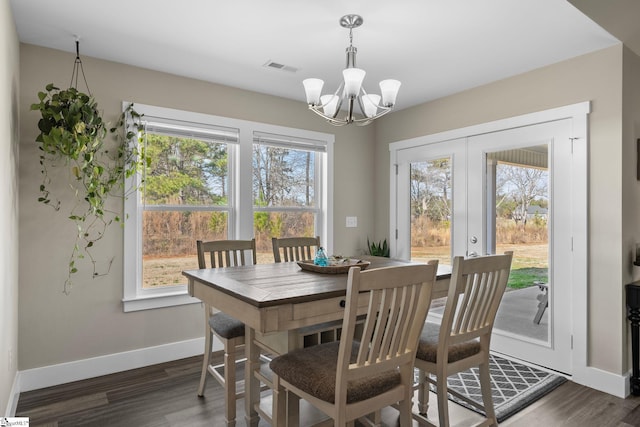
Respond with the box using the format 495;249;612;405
346;216;357;228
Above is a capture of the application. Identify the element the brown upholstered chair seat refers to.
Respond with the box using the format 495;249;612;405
416;322;481;363
270;341;401;404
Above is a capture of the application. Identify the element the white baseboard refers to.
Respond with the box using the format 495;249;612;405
573;365;629;398
18;336;217;393
5;371;20;416
12;336;630;402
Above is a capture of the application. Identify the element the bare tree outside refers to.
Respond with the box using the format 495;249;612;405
252;145;315;207
497;164;548;227
253;144;318;257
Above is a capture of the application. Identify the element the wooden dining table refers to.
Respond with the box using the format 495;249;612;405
183;255;451;426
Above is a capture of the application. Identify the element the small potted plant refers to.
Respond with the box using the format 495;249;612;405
367;238;390;257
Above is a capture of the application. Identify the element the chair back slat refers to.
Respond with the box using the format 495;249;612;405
338;261;439;389
444;252;513;343
272;236;320;262
197;239;257;269
380;288;401;358
395;284;420;353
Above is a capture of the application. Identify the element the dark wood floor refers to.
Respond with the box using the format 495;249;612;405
15;355;640;426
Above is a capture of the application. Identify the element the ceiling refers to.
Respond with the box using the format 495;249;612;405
10;0;629;111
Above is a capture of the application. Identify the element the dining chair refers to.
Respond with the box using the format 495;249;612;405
196;239;256;427
272;235;320;262
269;260;439;427
414;251;513;427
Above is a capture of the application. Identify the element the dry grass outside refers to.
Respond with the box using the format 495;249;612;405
143;250;277;288
411;243;546;269
143;244;547;288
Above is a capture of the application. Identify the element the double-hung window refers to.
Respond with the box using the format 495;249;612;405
252;131;328;262
123;103;333;311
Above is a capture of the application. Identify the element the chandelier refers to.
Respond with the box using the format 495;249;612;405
302;14;401;126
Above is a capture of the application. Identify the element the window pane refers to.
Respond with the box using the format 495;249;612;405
142;210;228;288
144;133;228;206
410;158;452;266
252;145;315;207
253;211;315;263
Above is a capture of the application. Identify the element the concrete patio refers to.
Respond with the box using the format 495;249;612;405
494;286;549;342
428;285;549;342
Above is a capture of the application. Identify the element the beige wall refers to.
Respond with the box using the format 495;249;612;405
18;44;376;370
0;0;20;414
374;45;628;375
16;39;640;385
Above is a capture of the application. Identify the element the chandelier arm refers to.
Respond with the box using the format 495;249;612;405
307;105;349;126
352;104;393;125
356;93;366;119
355;85;389;122
332;82;345;119
309;101;392;126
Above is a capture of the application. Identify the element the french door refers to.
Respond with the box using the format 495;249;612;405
394;119;574;374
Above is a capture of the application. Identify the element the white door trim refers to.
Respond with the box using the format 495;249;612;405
389;101;589;380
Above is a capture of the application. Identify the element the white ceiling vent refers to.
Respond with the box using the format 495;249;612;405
263;60;298;73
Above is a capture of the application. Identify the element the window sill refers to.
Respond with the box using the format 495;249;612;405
122;289;201;312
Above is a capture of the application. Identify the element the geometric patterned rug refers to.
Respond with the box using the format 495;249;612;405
419;353;567;422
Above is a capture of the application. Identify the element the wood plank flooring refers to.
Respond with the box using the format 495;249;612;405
15;355;640;426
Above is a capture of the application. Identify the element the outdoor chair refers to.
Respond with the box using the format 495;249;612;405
270;261;439;427
533;280;549;324
414;251;513;427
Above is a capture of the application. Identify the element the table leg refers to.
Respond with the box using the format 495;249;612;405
245;326;260;427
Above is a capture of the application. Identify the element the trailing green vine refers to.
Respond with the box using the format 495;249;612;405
31;83;148;293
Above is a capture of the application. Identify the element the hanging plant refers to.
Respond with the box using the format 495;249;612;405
31;83;148;293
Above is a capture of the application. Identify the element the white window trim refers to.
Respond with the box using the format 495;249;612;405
122;102;334;311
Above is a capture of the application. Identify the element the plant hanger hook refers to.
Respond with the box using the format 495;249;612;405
70;38;92;95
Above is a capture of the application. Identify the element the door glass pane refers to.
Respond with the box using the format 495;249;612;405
489;145;550;343
409;157;452;266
